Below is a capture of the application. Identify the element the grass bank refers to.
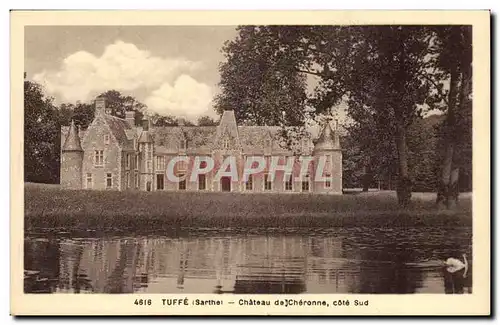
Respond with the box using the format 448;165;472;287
24;183;472;233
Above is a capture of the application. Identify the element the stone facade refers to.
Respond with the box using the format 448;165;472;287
61;96;343;194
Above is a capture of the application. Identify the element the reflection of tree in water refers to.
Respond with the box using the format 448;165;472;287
24;239;60;293
176;241;190;290
341;235;424;294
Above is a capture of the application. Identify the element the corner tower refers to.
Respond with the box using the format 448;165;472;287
313;119;342;194
61;120;84;189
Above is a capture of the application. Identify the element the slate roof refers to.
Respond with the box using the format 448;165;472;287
61;121;83;151
313;122;340;152
61;126;86;150
143;125;314;155
61;111;340;156
151;126;217;155
104;115;134;150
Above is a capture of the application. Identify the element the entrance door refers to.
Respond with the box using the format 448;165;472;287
221;177;231;192
156;174;164;190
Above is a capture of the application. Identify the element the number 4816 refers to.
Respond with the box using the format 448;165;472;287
135;299;152;306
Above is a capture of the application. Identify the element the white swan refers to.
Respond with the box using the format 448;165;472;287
445;254;468;278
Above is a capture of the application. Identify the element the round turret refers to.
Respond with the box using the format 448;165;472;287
61;120;84;189
313;120;343;194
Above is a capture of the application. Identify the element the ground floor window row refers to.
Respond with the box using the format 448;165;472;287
83;172;334;191
144;173;334;192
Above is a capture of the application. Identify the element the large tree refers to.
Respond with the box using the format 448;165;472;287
97;90;147;126
24;77;60;183
215;26;309;128
424;26;472;207
216;26;434;206
58;102;94;129
197;115;219;126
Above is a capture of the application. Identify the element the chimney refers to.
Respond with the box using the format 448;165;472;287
142;116;150;131
95;96;106;115
125;111;135;127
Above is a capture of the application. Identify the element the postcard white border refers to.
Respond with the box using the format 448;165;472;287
10;10;491;316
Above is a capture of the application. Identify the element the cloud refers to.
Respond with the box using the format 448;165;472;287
144;75;215;122
33;40;203;103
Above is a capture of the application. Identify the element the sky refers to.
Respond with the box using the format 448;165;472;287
25;26;238;122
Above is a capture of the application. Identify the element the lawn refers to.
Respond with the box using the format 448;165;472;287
23;183;472;233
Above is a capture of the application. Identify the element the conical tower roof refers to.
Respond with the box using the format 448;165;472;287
313;121;340;152
62;120;83;152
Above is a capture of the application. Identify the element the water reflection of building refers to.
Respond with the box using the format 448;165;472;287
51;235;352;294
26;231;443;294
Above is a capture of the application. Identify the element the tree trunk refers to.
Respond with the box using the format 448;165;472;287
395;123;412;207
436;68;459;208
362;163;371;192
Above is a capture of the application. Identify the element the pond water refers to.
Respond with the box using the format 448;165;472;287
24;227;472;294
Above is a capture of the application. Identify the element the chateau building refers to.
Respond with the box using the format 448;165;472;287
60;96;342;193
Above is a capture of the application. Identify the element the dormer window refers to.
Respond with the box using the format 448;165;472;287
104;134;110;145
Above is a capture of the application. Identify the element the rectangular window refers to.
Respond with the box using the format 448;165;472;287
104;134;110;145
135;155;139;170
147;161;152;173
156;156;165;170
264;173;272;191
86;173;92;189
198;174;206;190
126;154;131;169
156;174;164;190
180;139;186;150
325;173;332;189
125;171;130;188
285;174;293;191
94;150;104;167
301;174;310;192
135;172;139;188
245;174;253;191
223;138;229;149
178;174;186;190
106;173;112;189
